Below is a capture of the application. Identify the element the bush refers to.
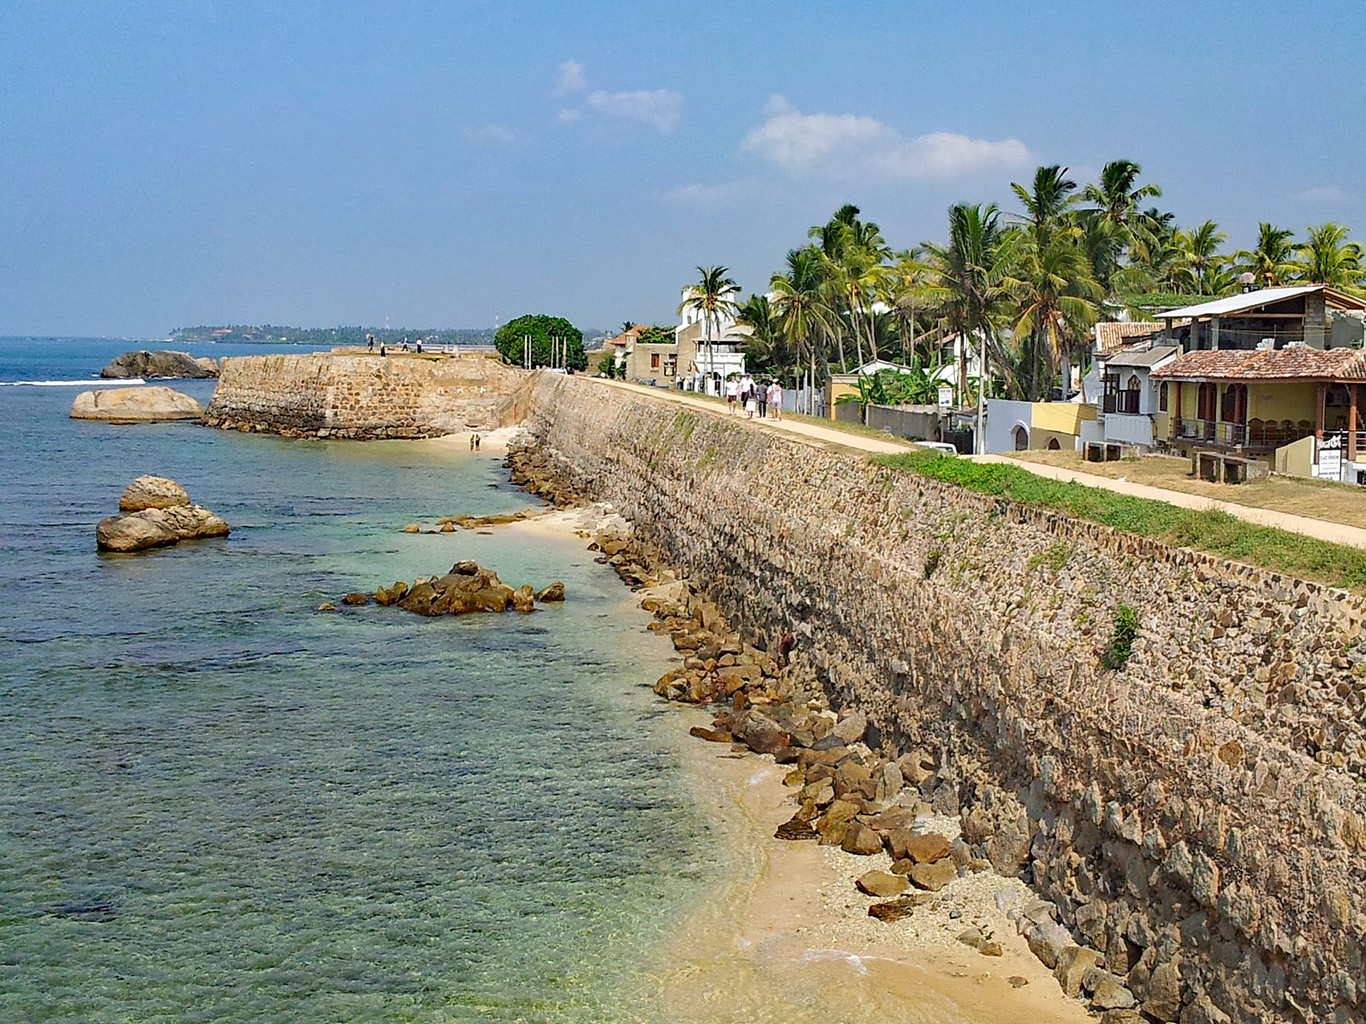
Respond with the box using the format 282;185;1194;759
1101;604;1138;670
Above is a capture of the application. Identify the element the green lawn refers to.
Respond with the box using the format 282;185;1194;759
875;450;1366;594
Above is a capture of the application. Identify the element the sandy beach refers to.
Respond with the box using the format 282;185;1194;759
425;424;521;458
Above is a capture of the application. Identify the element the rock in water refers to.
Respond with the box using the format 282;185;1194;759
100;349;218;379
96;513;179;552
120;475;190;511
97;475;228;552
535;581;565;602
70;386;204;422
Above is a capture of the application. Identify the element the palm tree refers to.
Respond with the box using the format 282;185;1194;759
770;247;836;414
1235;223;1297;288
1175;220;1228;295
922;203;1018;449
1011;165;1079;239
1292;223;1365;291
735;293;788;376
1011;225;1102;399
887;247;936;365
1082;159;1162;229
678;265;739;393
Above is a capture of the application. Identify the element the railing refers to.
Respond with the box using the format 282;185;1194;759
1176;418;1315;448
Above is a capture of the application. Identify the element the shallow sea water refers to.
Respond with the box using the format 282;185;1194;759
0;339;716;1022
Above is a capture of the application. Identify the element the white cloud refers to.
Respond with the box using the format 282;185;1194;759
466;123;522;145
870;132;1031;178
741;95;1029;181
1295;185;1355;204
585;88;682;133
742;95;885;172
660;181;750;207
554;60;587;96
557;108;582;123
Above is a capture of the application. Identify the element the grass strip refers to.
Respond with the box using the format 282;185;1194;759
874;450;1366;594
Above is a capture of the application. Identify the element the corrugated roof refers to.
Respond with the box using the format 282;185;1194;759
1107;344;1180;369
1155;284;1366;320
1151;346;1366;381
1093;321;1166;355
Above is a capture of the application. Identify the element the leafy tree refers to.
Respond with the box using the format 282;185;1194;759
637;325;675;345
678;266;739;385
1293;223;1365;291
494;314;586;369
1174;220;1228;295
1235;223;1297;288
769;246;836;406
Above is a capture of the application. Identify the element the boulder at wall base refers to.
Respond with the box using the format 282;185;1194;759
100;350;217;379
96;513;179;552
857;870;910;898
908;860;958;892
119;475;190;511
70;387;204;421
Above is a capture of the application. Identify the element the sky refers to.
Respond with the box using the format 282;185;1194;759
3;0;1365;338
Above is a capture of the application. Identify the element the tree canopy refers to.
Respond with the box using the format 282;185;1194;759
494;314;586;370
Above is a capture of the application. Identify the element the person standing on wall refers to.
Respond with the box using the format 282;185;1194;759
725;375;739;414
769;379;783;420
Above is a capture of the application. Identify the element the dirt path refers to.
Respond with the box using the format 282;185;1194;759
585;377;1366;551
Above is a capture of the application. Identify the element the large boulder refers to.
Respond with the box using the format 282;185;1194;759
96;514;179;552
119;475;190;511
100;350;217;379
96;476;228;552
71;386;204;422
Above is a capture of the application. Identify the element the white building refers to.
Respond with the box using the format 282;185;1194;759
676;288;749;396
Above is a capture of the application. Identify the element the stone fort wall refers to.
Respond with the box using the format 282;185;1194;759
204;352;526;439
523;374;1366;1024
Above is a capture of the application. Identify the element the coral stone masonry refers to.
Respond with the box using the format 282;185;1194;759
204;352;527;439
518;373;1366;1024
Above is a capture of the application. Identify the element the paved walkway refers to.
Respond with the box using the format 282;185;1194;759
588;378;1366;550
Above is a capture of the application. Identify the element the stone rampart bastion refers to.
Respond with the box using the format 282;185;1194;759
204;351;527;439
522;374;1366;1024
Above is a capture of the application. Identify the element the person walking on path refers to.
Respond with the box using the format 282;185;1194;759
768;380;783;420
725;375;739;413
756;380;768;418
367;334;375;352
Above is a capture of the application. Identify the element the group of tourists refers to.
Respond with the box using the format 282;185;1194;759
365;335;423;355
724;373;783;420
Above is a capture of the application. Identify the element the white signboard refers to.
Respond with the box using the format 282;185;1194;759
937;385;954;409
1318;434;1342;481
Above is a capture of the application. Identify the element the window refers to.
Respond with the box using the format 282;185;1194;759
1159;382;1168;412
650;353;660;369
1197;382;1218;421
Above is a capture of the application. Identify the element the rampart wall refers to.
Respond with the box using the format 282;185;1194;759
204;352;526;438
524;375;1366;1024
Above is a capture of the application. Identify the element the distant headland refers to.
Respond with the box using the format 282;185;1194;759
169;324;499;347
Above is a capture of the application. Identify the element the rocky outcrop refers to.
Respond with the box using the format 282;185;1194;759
96;476;228;552
100;350;217;379
364;561;563;616
70;386;204;421
99;350;216;379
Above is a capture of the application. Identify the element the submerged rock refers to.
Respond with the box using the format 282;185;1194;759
71;386;204;422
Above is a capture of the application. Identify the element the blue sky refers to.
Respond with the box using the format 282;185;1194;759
3;0;1364;337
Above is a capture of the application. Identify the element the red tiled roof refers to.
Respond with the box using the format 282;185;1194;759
1093;321;1166;355
1150;346;1366;382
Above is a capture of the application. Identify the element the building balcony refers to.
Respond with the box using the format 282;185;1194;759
1174;418;1315;450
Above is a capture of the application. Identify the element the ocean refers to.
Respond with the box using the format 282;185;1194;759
0;338;716;1022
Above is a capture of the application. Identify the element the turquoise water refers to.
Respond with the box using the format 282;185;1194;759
0;339;711;1022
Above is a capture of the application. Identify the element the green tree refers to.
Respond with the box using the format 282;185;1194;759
494;314;586;370
1235;223;1297;288
735;293;790;376
1173;220;1228;295
678;265;739;386
1082;159;1162;229
1293;223;1365;290
769;246;837;411
922;203;1018;408
1011;225;1101;399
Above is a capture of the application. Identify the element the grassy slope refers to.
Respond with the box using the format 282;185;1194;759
875;451;1366;594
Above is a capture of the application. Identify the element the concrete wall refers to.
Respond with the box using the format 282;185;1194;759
1275;436;1315;478
523;374;1366;1024
204;352;526;439
866;403;944;442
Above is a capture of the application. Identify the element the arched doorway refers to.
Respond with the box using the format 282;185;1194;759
1047;437;1061;450
1012;425;1029;450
